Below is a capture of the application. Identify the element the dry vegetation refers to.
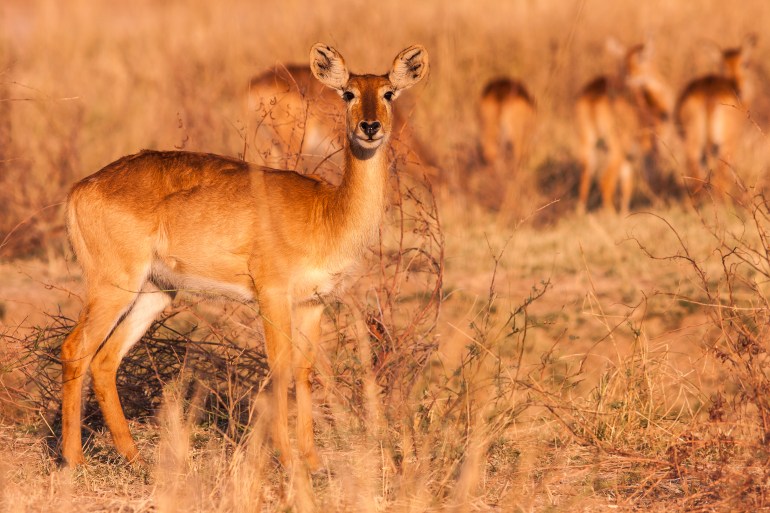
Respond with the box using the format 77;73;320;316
2;0;770;511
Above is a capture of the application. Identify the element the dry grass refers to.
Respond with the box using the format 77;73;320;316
2;0;770;511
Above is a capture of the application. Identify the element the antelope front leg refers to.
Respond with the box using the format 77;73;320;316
618;159;633;216
259;293;294;467
577;140;597;214
600;153;624;213
293;303;324;470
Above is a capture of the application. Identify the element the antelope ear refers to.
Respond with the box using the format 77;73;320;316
310;43;350;91
389;45;429;91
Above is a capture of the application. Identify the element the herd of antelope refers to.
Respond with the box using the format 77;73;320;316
489;34;758;213
58;35;760;471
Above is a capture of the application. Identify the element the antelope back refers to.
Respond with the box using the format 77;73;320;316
247;64;344;172
575;39;672;213
478;77;536;166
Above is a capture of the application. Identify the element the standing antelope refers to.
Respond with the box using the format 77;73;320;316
60;43;429;470
478;77;536;172
576;40;673;214
676;34;757;197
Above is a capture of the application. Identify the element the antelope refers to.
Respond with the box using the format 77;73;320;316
247;61;435;181
60;43;429;470
247;63;344;171
675;34;758;197
576;40;673;214
478;77;536;171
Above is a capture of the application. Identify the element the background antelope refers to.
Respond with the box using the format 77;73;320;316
60;43;429;470
247;63;344;172
478;77;536;172
475;77;537;216
675;34;758;198
576;39;674;214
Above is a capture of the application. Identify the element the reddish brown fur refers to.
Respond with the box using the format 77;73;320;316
60;44;429;470
575;41;673;214
478;77;536;169
248;64;345;171
675;34;757;198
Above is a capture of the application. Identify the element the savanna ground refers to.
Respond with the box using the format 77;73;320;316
2;0;770;511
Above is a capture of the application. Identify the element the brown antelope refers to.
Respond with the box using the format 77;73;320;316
576;40;673;214
478;77;536;171
60;43;429;470
676;34;757;197
248;63;344;171
247;61;435;181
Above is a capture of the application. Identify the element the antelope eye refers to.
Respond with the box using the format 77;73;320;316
342;91;355;102
384;91;395;101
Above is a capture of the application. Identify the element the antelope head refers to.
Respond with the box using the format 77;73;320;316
310;44;429;156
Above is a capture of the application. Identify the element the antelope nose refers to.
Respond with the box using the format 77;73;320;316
360;121;381;137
